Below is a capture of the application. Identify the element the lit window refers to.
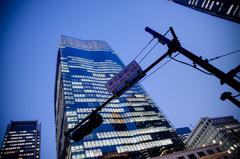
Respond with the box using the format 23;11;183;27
227;4;234;15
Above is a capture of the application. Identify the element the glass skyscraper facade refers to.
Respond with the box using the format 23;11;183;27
55;35;184;159
0;120;41;159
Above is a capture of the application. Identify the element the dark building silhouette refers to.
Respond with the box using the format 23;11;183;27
55;35;185;159
171;0;240;23
0;120;41;159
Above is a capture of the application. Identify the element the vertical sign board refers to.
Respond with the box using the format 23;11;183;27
106;60;143;94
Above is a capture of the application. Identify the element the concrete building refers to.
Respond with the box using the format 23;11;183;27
151;144;230;159
185;116;240;158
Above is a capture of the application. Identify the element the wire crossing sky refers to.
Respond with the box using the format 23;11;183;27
0;1;239;158
208;49;240;62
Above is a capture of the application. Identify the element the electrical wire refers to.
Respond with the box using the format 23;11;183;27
233;93;240;98
138;53;180;83
170;56;213;75
208;49;240;62
169;49;240;77
138;29;170;64
133;37;155;61
139;41;159;64
163;29;170;37
235;75;240;80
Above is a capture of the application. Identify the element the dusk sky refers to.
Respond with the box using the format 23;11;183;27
0;1;239;158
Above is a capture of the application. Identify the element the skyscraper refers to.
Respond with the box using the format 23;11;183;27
55;35;184;159
171;0;240;23
185;116;240;158
0;120;41;159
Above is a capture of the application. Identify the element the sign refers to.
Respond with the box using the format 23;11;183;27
106;60;143;94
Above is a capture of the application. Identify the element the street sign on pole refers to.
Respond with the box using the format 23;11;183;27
106;60;143;94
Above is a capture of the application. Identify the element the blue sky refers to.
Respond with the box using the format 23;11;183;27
0;1;239;158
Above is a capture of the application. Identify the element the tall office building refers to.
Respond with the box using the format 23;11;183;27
0;120;41;159
171;0;240;23
55;35;184;159
185;116;240;158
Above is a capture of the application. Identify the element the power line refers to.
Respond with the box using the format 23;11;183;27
138;53;180;83
139;41;159;64
138;29;170;64
208;49;240;62
233;93;240;98
133;37;155;61
170;56;213;75
138;49;239;82
235;75;240;80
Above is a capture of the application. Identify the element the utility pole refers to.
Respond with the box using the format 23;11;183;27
221;92;240;108
145;27;240;108
145;27;240;93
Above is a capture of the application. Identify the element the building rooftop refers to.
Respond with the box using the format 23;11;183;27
60;35;112;51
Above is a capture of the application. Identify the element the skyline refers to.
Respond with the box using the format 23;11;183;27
0;1;240;158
